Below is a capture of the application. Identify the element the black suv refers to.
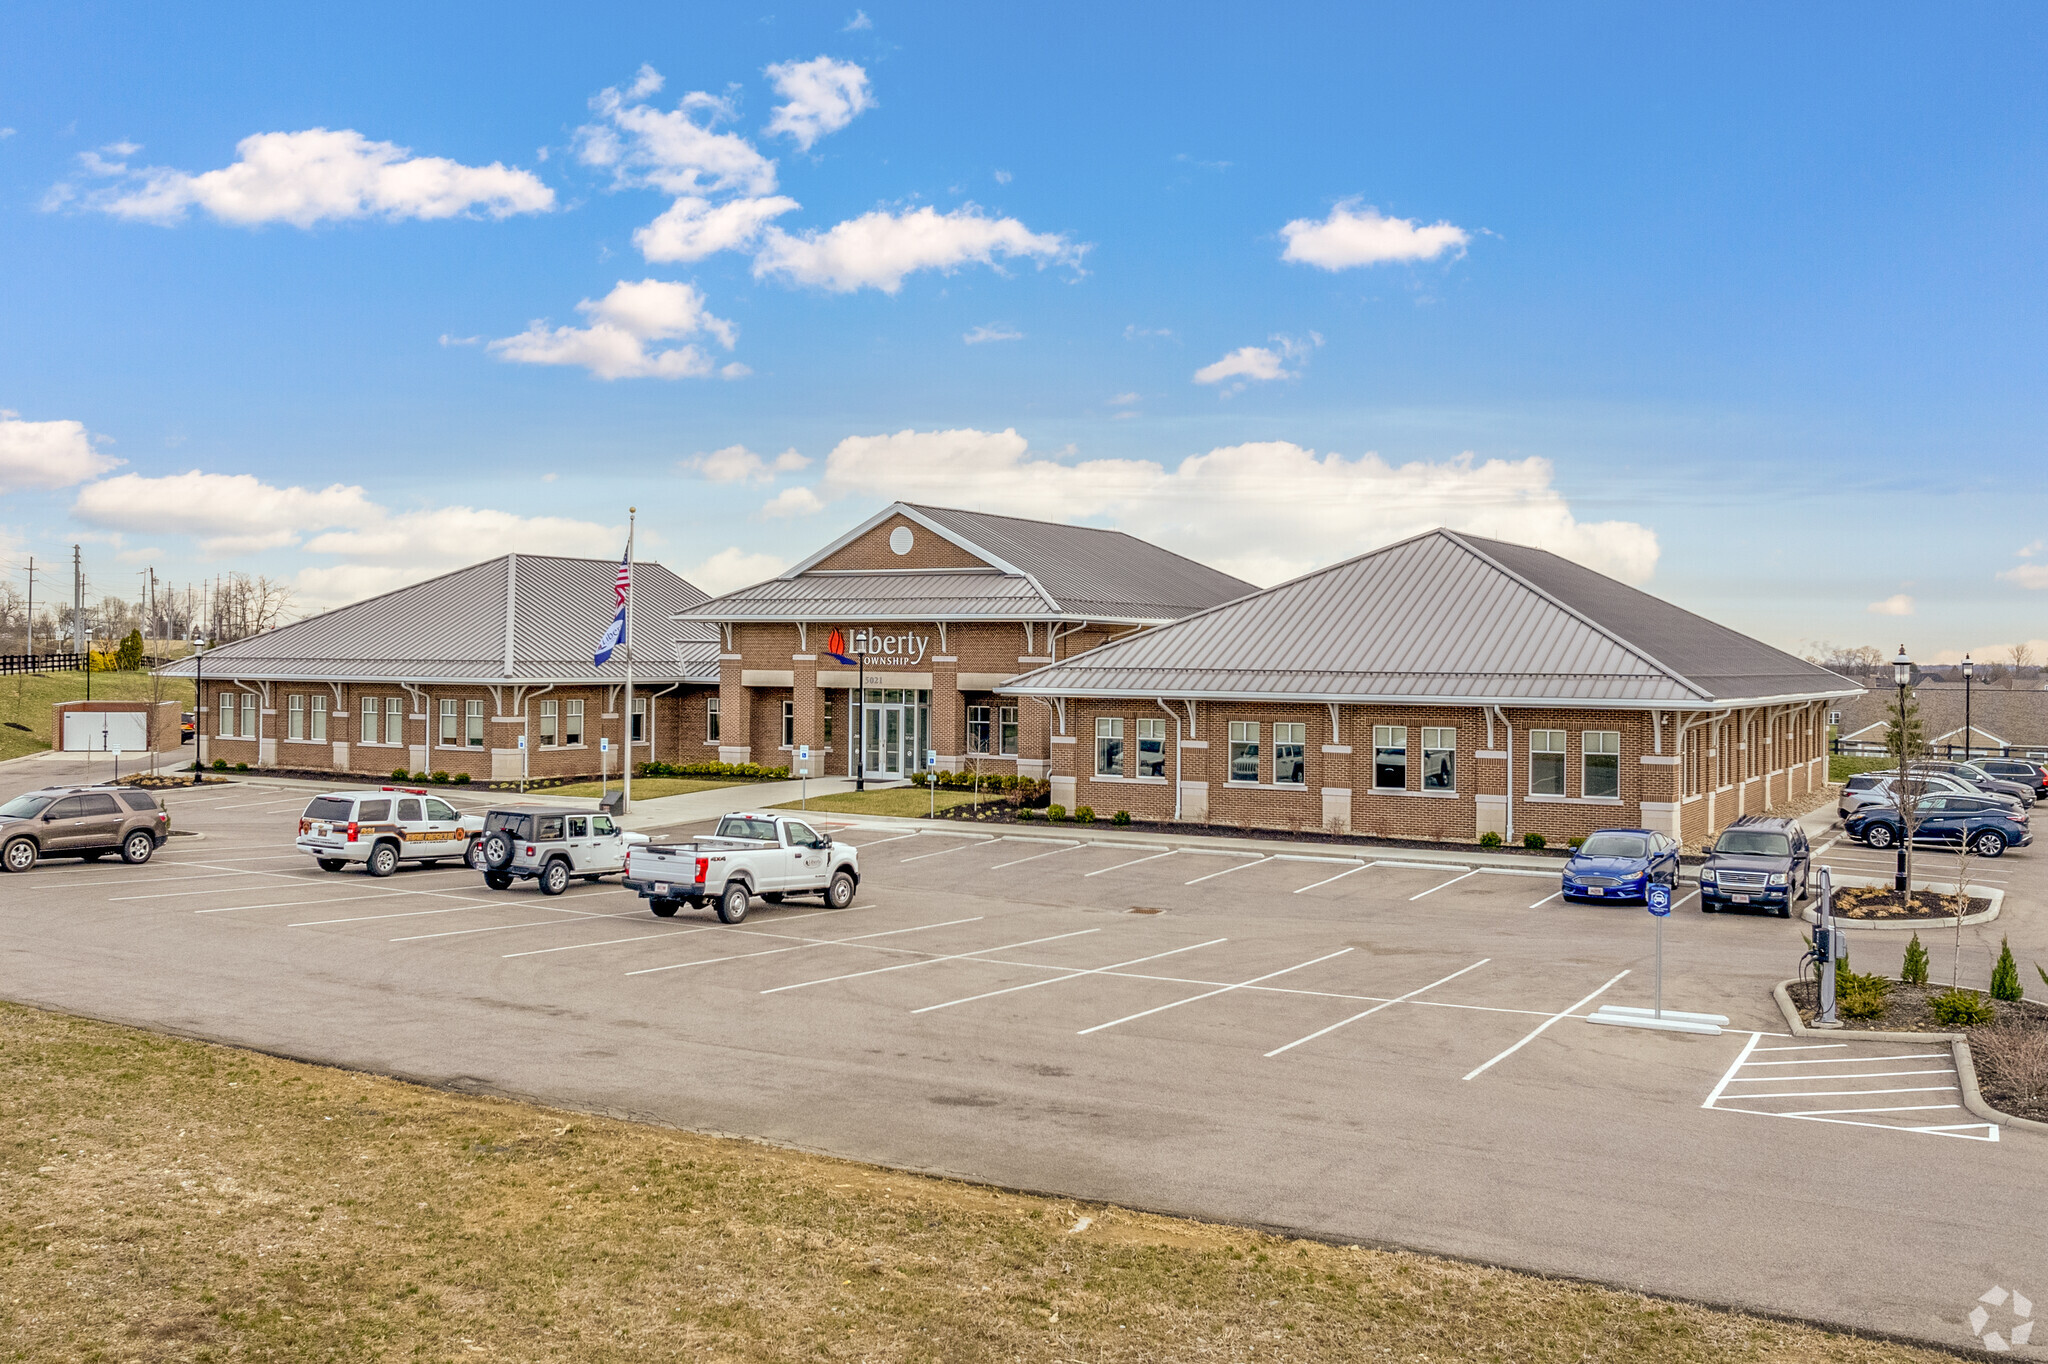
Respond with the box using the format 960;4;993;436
1971;758;2048;801
1698;815;1810;917
0;785;171;872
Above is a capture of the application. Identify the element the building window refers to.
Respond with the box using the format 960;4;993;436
360;698;380;746
238;694;255;739
465;699;484;748
1422;727;1455;790
387;697;404;746
1229;721;1260;783
1373;725;1407;790
217;690;234;737
310;695;327;742
781;700;795;748
564;698;584;747
968;705;991;754
440;698;458;746
823;700;833;744
1531;729;1568;795
1137;718;1167;778
632;697;648;744
1583;730;1621;798
288;694;304;740
540;699;558;747
705;698;720;742
1095;717;1125;776
999;705;1019;756
1274;722;1306;785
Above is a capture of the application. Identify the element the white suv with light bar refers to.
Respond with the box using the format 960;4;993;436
297;787;483;877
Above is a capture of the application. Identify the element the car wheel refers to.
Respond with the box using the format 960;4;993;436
317;858;347;872
717;882;751;924
121;831;155;865
1774;902;1791;918
466;839;489;871
650;898;679;918
482;832;515;870
1972;829;2008;858
827;871;856;909
540;860;571;896
1865;824;1895;849
1;838;37;873
1700;900;1716;913
483;870;512;891
367;843;399;878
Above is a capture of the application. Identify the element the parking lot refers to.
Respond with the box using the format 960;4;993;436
3;769;2044;1351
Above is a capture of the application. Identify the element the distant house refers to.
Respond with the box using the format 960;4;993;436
1832;684;2048;758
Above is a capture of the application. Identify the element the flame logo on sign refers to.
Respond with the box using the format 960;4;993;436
827;628;848;656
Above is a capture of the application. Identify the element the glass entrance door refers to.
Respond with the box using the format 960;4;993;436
858;689;930;779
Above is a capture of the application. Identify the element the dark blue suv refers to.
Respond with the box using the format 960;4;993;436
1559;828;1681;903
1846;794;2030;858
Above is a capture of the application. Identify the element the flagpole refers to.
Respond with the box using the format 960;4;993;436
623;507;635;814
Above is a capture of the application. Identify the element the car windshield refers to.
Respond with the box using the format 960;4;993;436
1715;831;1790;857
484;812;532;840
0;794;53;819
1579;834;1647;859
1844;775;1881;791
716;816;782;841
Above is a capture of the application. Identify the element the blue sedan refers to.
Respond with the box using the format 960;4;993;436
1559;828;1682;903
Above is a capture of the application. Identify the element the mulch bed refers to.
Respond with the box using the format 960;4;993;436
939;803;1588;862
1829;886;1992;920
1787;979;2048;1122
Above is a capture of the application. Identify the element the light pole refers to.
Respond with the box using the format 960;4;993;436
83;628;93;701
192;634;207;773
1961;654;1974;762
1893;645;1912;895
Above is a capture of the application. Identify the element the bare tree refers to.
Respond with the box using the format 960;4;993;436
1884;685;1928;894
1948;834;1981;988
2010;642;2037;672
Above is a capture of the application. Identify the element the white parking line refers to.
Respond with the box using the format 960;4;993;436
911;938;1230;1014
1527;889;1564;909
850;832;919;849
1076;947;1354;1036
1462;970;1629;1081
388;908;650;941
1184;855;1271;886
1732;1085;1960;1100
497;905;862;956
761;928;1100;995
1744;1052;1946;1065
1727;1069;1952;1081
288;897;522;926
1085;849;1178;877
629;916;986;978
1265;959;1491;1058
988;842;1082;870
1292;861;1373;894
1409;868;1480;901
1701;1031;1764;1108
899;837;992;863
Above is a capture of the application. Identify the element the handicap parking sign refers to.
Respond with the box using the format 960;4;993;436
1647;883;1672;917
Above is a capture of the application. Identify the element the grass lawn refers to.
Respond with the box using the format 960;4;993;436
0;1001;1946;1364
544;776;766;800
1830;754;1894;782
774;786;999;817
0;669;193;763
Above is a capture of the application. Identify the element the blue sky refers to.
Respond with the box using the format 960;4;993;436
3;2;2046;662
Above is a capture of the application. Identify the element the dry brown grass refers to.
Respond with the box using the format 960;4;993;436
0;1001;1958;1363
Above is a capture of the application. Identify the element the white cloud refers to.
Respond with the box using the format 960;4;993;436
1279;200;1469;270
686;546;787;594
0;409;121;491
685;445;808;484
0;128;15;140
963;323;1023;345
438;333;481;346
843;10;872;30
753;204;1080;293
1927;639;2048;667
1123;324;1175;341
1998;564;2048;590
764;57;874;151
720;362;752;380
761;486;825;518
73;470;378;555
489;279;735;381
57;130;553;227
576;69;779;198
634;193;800;262
1867;594;1915;616
803;428;1659;587
1193;333;1320;391
993;169;1012;185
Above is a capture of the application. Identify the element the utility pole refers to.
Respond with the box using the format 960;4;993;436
23;555;33;659
74;544;87;700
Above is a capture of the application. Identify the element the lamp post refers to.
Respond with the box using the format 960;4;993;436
1961;654;1974;762
1893;645;1912;894
83;628;92;701
192;634;207;774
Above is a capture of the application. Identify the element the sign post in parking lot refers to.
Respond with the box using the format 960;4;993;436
797;744;811;809
1588;878;1729;1035
1646;881;1671;1019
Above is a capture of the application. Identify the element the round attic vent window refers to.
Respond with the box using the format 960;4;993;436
889;526;914;555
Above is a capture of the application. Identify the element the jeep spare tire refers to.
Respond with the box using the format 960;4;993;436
481;831;515;870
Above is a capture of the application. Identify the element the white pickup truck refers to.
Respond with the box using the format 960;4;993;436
621;812;860;923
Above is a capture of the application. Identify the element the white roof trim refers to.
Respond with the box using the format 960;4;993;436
1933;724;2009;745
773;503;1064;615
995;683;1861;710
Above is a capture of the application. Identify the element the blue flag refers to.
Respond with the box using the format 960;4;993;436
594;552;630;665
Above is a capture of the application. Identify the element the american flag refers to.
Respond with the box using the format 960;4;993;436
593;549;630;666
613;557;631;609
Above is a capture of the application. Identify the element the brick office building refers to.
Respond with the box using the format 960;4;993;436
676;503;1257;780
158;555;717;782
1000;529;1862;845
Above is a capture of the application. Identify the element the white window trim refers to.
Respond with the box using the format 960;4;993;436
1524;793;1624;806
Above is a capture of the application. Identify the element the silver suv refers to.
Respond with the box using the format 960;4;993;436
0;785;171;872
297;787;483;876
473;806;647;895
1838;769;2022;820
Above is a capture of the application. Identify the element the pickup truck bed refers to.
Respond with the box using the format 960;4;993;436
622;813;860;923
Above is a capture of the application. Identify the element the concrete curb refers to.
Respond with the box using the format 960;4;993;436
1799;882;2003;930
1770;979;2048;1137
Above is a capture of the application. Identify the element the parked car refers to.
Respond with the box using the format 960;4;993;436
1845;794;2030;857
180;712;195;742
1912;760;2034;806
1969;757;2048;800
1698;815;1810;916
296;787;484;876
1837;770;2021;820
471;806;648;894
622;812;862;922
0;784;170;872
1558;828;1682;904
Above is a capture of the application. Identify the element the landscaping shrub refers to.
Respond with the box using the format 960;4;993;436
1567;836;1586;849
1046;804;1067;823
430;770;450;785
1839;982;1890;1020
453;773;471;785
1901;932;1929;985
1991;937;2024;1002
411;771;428;783
636;760;791;781
1014;807;1038;821
211;759;227;771
1074;805;1095;824
1112;810;1131;826
1973;1020;2048;1105
234;762;248;772
1930;988;1997;1027
391;769;410;781
1522;832;1546;850
1478;831;1502;848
